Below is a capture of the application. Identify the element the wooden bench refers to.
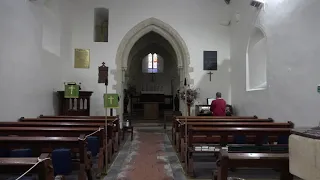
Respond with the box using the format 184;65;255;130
19;117;121;151
0;121;106;128
173;118;274;148
172;118;271;141
173;115;258;120
0;121;119;152
0;126;111;169
0;153;53;180
0;136;92;180
177;121;293;154
20;117;116;124
185;127;291;176
39;115;115;119
215;149;293;180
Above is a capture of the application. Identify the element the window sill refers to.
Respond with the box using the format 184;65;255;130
246;87;266;92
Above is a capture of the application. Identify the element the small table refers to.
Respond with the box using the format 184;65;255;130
122;126;133;141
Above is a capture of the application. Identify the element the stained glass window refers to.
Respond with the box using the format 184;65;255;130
144;53;161;73
148;53;153;69
153;53;158;69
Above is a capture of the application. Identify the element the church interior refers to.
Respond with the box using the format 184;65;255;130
0;0;319;179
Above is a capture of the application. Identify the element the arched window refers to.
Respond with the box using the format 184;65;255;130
246;27;267;91
142;53;163;73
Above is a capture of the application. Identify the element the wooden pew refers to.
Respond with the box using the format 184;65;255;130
0;121;105;128
0;136;91;180
20;117;121;151
185;127;291;176
20;117;114;123
0;126;111;171
172;118;274;147
0;153;54;180
39;115;116;119
174;115;258;120
177;121;293;154
215;150;292;180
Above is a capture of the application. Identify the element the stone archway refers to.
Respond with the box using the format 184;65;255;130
113;17;192;124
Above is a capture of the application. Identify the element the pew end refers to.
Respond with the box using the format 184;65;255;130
0;153;54;180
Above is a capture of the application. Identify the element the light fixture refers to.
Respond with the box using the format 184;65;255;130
250;0;265;8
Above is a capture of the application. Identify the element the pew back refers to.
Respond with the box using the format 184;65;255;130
174;115;258;119
179;122;294;139
0;126;109;146
188;127;291;146
0;121;105;128
39;115;116;119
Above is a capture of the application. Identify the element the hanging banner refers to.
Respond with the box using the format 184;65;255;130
104;94;119;108
64;83;80;98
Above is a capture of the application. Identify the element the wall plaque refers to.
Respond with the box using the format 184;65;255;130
203;51;217;70
74;48;90;68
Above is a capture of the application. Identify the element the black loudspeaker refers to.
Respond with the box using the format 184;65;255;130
225;0;231;4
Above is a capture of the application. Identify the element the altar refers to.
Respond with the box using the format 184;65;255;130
140;92;165;120
289;127;320;180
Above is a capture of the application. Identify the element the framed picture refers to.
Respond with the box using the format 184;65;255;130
203;51;217;70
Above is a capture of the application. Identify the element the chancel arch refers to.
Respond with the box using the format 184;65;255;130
114;18;191;123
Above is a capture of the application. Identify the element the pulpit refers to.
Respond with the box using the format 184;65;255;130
57;91;93;116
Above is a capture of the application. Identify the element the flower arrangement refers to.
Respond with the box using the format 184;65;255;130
179;86;199;105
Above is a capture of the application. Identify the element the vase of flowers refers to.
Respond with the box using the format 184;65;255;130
180;86;199;116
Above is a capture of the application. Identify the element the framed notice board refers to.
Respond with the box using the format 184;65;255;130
203;51;217;70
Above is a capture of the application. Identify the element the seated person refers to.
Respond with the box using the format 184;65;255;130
210;92;226;116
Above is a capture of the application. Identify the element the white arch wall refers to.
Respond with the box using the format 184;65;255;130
114;18;192;123
59;0;231;117
230;0;320;126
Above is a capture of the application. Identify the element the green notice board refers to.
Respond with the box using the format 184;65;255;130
104;94;119;108
64;84;79;98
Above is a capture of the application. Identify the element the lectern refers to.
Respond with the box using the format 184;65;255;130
57;91;93;116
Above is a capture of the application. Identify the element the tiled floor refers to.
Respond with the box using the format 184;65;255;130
105;125;301;180
104;127;186;180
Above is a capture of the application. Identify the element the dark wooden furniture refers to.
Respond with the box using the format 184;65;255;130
0;121;106;128
185;127;291;176
172;117;271;146
122;126;134;141
216;150;293;180
131;95;173;117
0;136;90;180
39;115;114;119
19;117;120;150
20;117;115;123
177;121;293;154
0;126;108;162
57;91;93;116
0;153;54;180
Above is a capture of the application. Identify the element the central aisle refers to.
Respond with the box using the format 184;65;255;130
105;127;186;180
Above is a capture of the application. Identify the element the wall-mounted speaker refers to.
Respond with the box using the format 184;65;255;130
224;0;231;5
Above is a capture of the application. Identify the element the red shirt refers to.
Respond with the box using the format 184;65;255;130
210;98;226;116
